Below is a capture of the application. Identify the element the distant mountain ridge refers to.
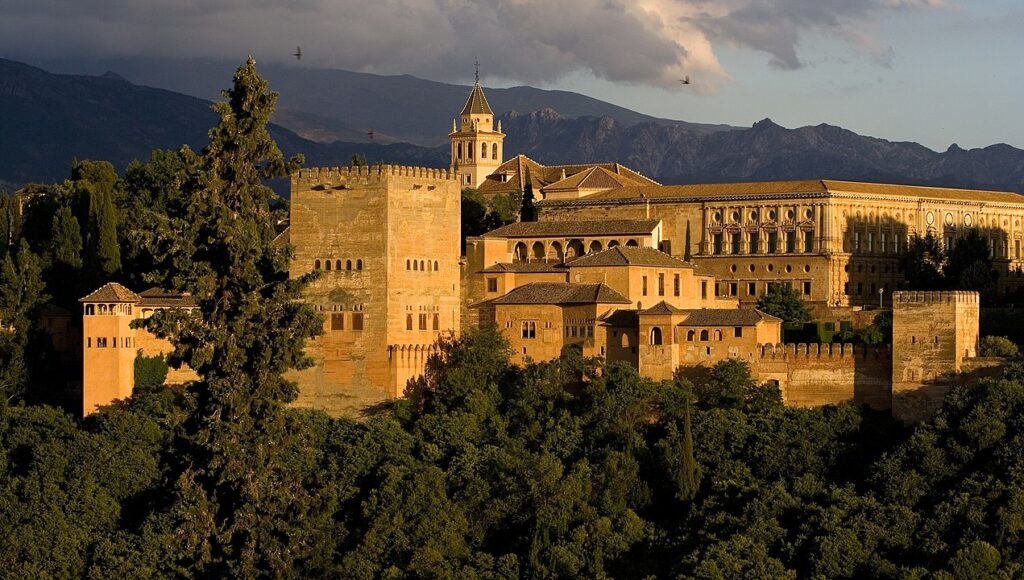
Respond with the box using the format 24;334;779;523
1;58;1023;197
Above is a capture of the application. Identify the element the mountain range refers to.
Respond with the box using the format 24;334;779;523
2;57;1023;197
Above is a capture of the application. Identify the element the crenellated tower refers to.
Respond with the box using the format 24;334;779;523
449;68;504;188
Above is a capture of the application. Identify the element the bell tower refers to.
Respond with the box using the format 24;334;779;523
449;63;504;188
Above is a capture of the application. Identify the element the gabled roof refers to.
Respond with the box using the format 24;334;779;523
483;219;661;239
543;166;642;192
476;155;659;197
678;308;781;327
80;282;140;303
138;287;198;308
461;83;493;116
479;262;567;274
491;282;631;305
568;246;690;268
600;308;640;327
639;301;686;315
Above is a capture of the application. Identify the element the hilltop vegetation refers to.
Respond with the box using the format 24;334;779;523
3;61;1024;578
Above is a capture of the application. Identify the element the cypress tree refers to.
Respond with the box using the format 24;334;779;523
0;240;47;405
684;220;692;261
0;194;20;257
677;383;700;501
521;166;537;222
50;206;83;270
90;188;121;276
137;57;325;576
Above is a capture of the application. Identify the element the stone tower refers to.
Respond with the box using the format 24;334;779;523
288;164;462;416
80;283;139;415
891;290;980;423
449;72;504;188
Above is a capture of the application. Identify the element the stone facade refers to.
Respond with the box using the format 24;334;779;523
891;290;980;423
286;164;461;416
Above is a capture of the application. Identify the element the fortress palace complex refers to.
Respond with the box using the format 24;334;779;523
80;79;1024;422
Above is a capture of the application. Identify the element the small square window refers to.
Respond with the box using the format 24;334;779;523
486;278;498;292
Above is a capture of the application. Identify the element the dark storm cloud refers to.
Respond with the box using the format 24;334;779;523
0;0;946;84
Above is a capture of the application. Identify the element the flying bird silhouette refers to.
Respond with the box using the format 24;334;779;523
679;75;691;85
294;46;302;60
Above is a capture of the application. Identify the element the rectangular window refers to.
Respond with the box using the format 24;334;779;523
804;231;814;253
658;273;665;296
433;313;440;331
881;233;888;254
87;337;91;348
786;232;796;253
803;281;812;295
713;233;724;255
419;313;428;330
867;232;874;253
642;276;648;296
748;282;756;296
701;281;707;299
768;232;778;253
734;326;743;338
844;282;850;295
857;282;863;296
97;337;107;348
854;231;861;253
730;282;738;297
731;233;741;255
893;236;900;254
1016;240;1021;260
749;232;759;254
332;313;345;331
352;313;364;331
406;314;413;331
486;277;498;292
673;274;680;296
521;321;536;339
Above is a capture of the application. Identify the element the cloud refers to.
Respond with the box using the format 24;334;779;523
0;0;946;87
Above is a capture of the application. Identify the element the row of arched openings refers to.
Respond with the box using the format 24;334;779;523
314;259;363;271
685;329;723;342
512;238;640;262
407;259;440;272
454;142;499;161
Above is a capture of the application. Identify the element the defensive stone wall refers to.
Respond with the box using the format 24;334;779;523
752;342;892;409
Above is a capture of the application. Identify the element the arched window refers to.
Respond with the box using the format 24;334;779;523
651;327;663;346
406;259;411;270
326;260;332;271
335;260;342;270
608;240;620;248
357;259;363;270
457;143;463;160
314;259;321;270
468;143;473;159
85;304;95;315
548;241;564;262
514;242;528;262
621;333;630;348
687;330;695;341
433;260;439;271
406;314;413;331
413;261;419;271
532;241;545;261
492;143;498;159
626;239;639;247
588;240;603;253
346;260;352;271
566;240;585;260
714;329;722;341
700;329;709;341
481;142;487;157
420;260;426;271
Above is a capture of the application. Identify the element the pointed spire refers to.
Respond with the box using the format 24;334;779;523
497;120;502;133
452;118;457;132
560;168;566;180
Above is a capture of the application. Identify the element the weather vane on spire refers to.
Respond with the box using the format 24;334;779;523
474;59;480;84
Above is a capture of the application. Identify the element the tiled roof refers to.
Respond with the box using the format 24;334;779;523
568;246;690;268
542;166;641;192
80;282;140;303
476;155;659;197
273;226;290;248
138;287;198;308
639;301;686;315
483;219;661;238
678;308;781;327
491;282;631;305
479;262;567;274
600;308;639;327
546;179;1024;205
461;83;493;116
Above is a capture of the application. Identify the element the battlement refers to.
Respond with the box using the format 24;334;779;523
757;342;891;360
292;164;457;189
893;290;980;305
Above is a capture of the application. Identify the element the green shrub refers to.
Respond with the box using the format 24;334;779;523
133;351;169;390
979;336;1019;358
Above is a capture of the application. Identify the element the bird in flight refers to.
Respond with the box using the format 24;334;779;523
294;46;302;60
679;75;691;85
367;129;374;140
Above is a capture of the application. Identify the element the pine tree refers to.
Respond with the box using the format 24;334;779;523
684;220;692;261
49;206;83;270
520;166;537;222
137;57;326;576
0;240;47;405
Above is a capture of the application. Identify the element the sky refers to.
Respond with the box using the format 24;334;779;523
1;0;1020;151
